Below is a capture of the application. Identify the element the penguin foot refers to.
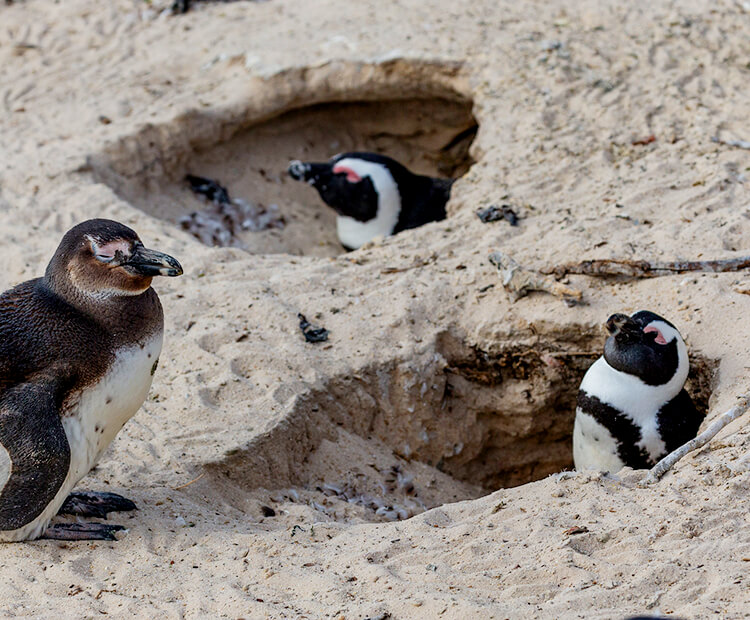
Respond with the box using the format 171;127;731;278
58;491;137;519
41;522;126;541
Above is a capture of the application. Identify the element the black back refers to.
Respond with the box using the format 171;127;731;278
656;388;703;454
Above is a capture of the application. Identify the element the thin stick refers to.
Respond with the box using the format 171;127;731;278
173;471;206;490
641;393;750;485
543;256;750;279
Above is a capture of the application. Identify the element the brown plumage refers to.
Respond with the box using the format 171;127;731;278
0;219;182;541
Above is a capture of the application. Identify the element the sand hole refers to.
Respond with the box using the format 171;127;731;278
90;90;476;256
206;328;717;523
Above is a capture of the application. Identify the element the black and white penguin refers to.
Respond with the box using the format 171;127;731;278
0;219;182;541
573;310;703;472
288;152;452;250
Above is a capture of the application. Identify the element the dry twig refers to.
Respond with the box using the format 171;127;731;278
173;471;206;490
489;252;582;304
641;392;750;485
542;256;750;280
712;135;750;150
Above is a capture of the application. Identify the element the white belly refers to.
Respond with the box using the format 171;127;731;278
0;332;162;541
573;408;626;473
0;443;10;499
337;215;396;249
64;332;163;482
576;357;670;469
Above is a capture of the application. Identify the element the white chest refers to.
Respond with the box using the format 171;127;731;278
333;157;402;249
575;356;680;470
573;409;626;472
337;214;398;249
63;332;163;483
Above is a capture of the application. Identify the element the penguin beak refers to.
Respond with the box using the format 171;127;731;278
124;245;183;277
288;160;311;181
605;313;637;337
288;160;330;185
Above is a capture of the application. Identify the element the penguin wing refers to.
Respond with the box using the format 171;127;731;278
656;388;705;454
0;377;71;531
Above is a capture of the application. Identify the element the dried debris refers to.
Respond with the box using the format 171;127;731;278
180;174;284;248
563;526;589;536
260;505;276;518
171;0;245;13
297;313;329;343
488;251;582;304
186;174;229;204
268;466;429;522
489;251;749;303
631;134;656;146
711;135;750;150
542;256;750;279
315;466;426;521
476;204;519;226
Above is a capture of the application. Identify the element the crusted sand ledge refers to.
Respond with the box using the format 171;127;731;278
1;0;749;617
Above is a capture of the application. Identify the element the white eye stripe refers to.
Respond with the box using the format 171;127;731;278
644;326;667;344
332;164;362;182
644;320;680;344
332;158;401;249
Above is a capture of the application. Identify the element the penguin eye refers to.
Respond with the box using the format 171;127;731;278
94;249;115;263
644;326;668;345
90;239;131;263
332;164;362;183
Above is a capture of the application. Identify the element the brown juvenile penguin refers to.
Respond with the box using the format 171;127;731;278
0;219;182;541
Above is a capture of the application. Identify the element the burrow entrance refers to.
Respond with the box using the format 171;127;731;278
206;328;717;524
90;95;476;256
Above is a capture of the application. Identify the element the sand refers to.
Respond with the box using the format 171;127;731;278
0;0;749;617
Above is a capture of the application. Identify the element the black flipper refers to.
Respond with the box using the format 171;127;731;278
58;491;137;519
657;388;705;453
0;378;70;531
41;522;126;541
577;390;652;468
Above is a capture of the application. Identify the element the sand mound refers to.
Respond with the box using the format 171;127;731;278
0;0;749;617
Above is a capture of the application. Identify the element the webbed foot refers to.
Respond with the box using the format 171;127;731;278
41;522;126;541
58;491;137;519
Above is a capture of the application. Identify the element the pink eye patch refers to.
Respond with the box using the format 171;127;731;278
332;164;362;183
93;239;130;260
644;326;668;344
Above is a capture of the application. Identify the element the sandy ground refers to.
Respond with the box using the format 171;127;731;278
1;0;750;617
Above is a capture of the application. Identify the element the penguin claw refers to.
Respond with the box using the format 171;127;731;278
41;522;127;542
58;491;137;519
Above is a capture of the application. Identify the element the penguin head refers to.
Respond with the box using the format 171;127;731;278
288;152;405;224
603;310;687;386
46;219;183;301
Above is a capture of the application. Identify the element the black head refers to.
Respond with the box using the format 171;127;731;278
45;219;183;301
288;152;412;223
602;310;687;386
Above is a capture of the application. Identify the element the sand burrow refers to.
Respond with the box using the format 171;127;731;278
204;327;718;523
87;60;477;256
